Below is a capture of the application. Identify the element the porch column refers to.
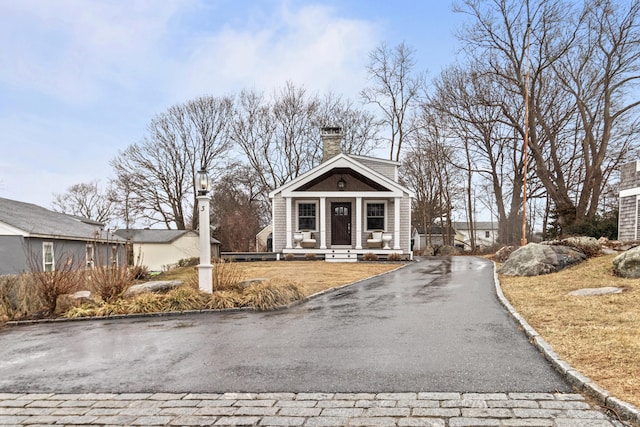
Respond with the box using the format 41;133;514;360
285;197;293;249
394;197;401;250
355;197;362;249
320;197;327;249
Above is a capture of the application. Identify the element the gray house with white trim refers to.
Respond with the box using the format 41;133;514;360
0;197;125;276
269;127;414;261
619;160;640;241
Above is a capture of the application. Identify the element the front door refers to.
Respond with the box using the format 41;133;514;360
331;202;351;245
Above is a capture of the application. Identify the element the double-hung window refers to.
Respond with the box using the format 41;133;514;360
43;242;54;272
366;202;385;230
298;202;317;230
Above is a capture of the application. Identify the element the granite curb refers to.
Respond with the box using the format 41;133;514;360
493;263;640;425
5;262;410;327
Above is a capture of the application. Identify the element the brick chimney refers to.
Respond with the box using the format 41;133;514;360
321;126;342;162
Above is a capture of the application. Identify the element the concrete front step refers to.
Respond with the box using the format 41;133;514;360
325;249;358;262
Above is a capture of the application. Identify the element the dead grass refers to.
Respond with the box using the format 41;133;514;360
499;253;640;408
232;261;400;296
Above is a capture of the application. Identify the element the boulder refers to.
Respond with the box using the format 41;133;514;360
498;243;587;276
436;245;458;256
613;246;640;278
422;246;435;256
125;280;183;296
558;236;601;257
568;287;624;297
237;278;268;289
55;290;94;314
494;246;516;263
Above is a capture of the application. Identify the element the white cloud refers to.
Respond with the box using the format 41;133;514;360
176;2;377;101
0;0;191;105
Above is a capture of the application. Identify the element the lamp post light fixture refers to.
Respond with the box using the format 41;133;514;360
337;176;346;191
196;168;213;293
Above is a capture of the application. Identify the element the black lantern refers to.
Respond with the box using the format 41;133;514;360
197;168;210;195
337;177;346;191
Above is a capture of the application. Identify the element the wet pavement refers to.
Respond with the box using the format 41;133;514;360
0;256;628;425
0;257;568;393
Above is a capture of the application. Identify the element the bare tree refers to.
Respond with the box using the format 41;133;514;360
230;83;320;194
111;96;233;230
52;181;116;226
456;0;640;232
431;64;527;245
361;42;425;161
210;163;265;252
402;105;462;247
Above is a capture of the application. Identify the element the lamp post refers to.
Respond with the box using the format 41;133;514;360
196;168;213;293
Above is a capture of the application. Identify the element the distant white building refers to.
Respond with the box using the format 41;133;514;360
452;221;498;250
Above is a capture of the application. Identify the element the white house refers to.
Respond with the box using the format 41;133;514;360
452;221;498;250
269;127;415;262
115;229;220;271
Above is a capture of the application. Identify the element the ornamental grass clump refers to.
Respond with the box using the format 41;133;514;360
241;279;306;310
213;258;245;291
164;286;207;311
208;290;243;310
0;274;45;322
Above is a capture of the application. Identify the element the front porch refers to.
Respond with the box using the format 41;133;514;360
283;247;407;262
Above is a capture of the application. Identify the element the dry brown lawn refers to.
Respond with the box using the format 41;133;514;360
234;261;402;296
499;254;640;408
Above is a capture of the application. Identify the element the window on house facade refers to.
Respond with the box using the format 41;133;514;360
485;231;490;238
111;246;118;267
366;203;385;230
86;244;95;269
43;242;54;272
298;202;317;230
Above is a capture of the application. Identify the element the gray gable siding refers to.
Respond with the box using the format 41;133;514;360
351;157;397;181
618;161;640;241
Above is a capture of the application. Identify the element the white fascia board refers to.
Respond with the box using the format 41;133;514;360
620;187;640;198
0;221;28;236
283;191;401;198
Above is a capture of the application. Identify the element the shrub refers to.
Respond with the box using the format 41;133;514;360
130;265;150;281
284;253;295;261
241;279;306;310
304;253;317;260
387;253;402;261
178;257;199;267
28;258;80;315
362;252;379;261
88;266;135;303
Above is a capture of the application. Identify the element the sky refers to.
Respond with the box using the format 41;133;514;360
0;0;466;209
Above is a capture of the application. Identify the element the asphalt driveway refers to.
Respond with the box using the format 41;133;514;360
0;256;570;393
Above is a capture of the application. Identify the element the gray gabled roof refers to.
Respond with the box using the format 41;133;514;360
452;221;498;231
0;197;122;242
114;229;221;244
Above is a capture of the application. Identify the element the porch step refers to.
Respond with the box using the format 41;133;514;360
325;249;358;263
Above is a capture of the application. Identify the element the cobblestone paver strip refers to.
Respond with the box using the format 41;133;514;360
0;392;626;426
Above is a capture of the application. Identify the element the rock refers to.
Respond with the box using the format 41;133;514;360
422;246;435;256
498;243;587;276
125;280;183;296
494;246;516;262
436;245;458;256
237;278;267;289
568;287;624;296
613;246;640;278
559;236;601;257
55;290;94;314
